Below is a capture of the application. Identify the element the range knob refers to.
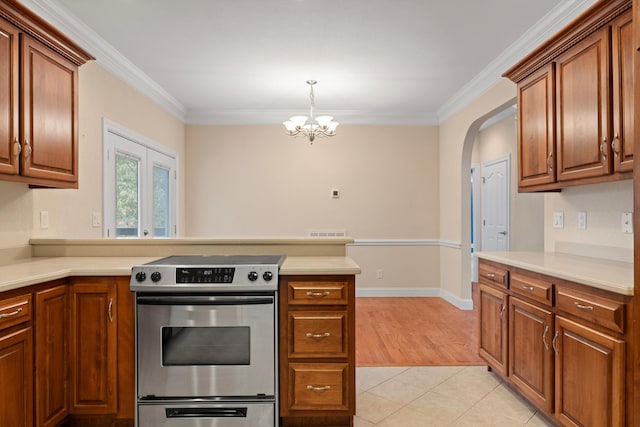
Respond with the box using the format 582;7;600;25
135;271;146;282
263;271;273;282
150;271;162;283
248;271;259;282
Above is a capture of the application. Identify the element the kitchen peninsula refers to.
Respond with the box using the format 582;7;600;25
0;238;360;427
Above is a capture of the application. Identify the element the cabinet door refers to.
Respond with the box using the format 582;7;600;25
0;17;19;176
69;280;117;414
554;316;624;427
0;327;33;427
35;284;69;427
478;284;508;376
509;297;554;413
20;34;79;184
611;10;634;173
555;27;611;181
517;63;556;188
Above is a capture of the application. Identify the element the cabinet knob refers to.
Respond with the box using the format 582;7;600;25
13;138;21;158
600;138;608;159
611;133;620;157
24;139;32;159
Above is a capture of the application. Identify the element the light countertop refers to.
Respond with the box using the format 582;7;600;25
475;251;633;296
0;256;361;294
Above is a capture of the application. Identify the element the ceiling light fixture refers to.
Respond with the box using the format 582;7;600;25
283;80;338;143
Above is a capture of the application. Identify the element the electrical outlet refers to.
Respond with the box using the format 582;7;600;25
40;211;49;229
578;212;587;230
622;212;633;234
553;212;564;229
92;212;102;227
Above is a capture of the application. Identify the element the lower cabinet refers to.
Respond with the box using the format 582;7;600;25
69;278;118;415
554;316;624;427
477;259;628;427
279;275;356;427
508;296;554;413
478;283;508;376
0;326;33;427
35;284;69;427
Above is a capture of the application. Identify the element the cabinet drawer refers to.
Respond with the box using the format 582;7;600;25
478;262;508;289
289;312;347;358
510;272;553;306
288;363;349;411
0;294;32;331
288;282;348;305
556;287;625;333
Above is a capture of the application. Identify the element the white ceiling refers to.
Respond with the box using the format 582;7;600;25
22;0;597;125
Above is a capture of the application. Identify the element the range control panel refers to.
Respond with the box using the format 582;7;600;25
176;267;236;284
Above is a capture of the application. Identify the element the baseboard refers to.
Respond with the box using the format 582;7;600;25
356;287;474;311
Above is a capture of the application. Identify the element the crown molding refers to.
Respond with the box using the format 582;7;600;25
19;0;187;122
21;0;597;126
437;0;598;123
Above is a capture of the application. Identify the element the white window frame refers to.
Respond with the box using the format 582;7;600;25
102;118;178;238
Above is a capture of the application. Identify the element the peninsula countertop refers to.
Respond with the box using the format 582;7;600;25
475;251;633;296
0;256;361;294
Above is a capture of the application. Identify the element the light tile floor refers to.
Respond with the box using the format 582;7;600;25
355;366;555;427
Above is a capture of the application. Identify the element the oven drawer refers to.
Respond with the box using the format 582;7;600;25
287;281;348;305
288;363;349;411
138;402;275;427
0;294;32;331
289;311;348;358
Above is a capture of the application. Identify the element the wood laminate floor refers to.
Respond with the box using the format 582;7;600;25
356;297;483;366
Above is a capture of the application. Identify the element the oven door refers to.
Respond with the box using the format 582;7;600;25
136;294;276;399
138;402;275;427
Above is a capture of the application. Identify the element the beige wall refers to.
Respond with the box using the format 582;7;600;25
544;180;633;261
31;62;186;239
439;78;517;301
185;124;442;294
473;112;544;252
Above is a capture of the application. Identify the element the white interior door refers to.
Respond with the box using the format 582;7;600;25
481;155;510;251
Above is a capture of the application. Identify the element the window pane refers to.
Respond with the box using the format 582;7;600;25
153;165;170;237
116;154;139;237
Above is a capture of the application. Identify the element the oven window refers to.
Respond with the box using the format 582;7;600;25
161;326;250;365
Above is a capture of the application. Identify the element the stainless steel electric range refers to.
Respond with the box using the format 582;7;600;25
130;255;285;427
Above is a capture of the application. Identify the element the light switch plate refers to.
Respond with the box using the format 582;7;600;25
553;212;564;229
40;211;49;229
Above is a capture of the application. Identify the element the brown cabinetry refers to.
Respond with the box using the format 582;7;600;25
505;0;633;192
554;316;624;427
69;278;118;415
0;292;33;427
35;284;69;427
280;275;355;427
477;259;629;426
0;0;92;188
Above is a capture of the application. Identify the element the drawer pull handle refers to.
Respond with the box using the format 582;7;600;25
500;305;505;320
552;331;559;354
521;285;535;292
547;151;553;172
306;291;331;297
486;273;495;278
306;385;331;392
542;325;550;350
306;332;331;338
574;302;594;311
0;307;23;319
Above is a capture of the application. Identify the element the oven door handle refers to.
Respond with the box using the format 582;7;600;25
136;295;274;306
165;407;248;418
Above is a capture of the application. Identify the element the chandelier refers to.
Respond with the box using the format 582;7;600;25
283;80;338;143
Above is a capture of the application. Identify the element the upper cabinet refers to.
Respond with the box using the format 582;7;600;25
0;0;92;188
504;0;632;192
